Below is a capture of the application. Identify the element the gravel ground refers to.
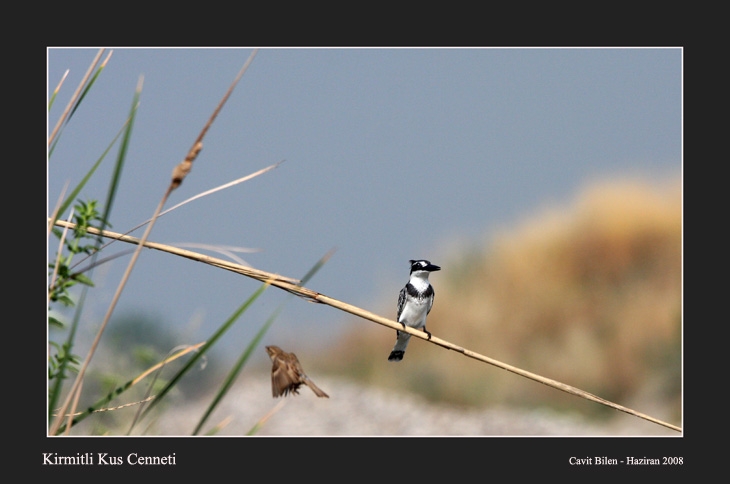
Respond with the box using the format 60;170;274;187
151;375;679;437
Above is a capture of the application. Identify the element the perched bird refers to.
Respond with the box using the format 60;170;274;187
388;259;441;362
265;345;329;398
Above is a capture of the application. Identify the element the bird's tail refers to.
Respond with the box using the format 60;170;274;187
305;378;329;398
388;331;411;362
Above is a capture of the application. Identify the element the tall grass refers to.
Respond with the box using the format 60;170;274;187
48;48;304;435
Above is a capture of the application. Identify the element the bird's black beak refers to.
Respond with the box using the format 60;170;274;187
426;263;441;272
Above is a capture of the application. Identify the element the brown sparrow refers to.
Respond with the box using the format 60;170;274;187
265;345;329;398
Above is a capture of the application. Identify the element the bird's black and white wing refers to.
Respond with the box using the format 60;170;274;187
426;286;435;314
396;285;407;324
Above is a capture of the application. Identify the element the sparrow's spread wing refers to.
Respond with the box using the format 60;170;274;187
270;353;302;397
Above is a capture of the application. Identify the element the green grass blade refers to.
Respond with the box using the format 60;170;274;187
100;77;141;231
134;281;271;429
48;90;60;111
193;305;281;435
48;68;68;111
49;118;132;227
48;85;142;426
53;378;136;434
51;344;203;434
297;253;332;288
48;54;109;157
196;250;333;436
67;62;108;121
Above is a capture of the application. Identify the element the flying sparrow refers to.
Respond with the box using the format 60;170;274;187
265;345;329;398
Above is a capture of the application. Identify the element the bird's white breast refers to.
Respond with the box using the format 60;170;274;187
399;297;430;328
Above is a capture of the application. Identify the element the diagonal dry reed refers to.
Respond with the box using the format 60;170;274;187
49;219;682;433
52;220;298;285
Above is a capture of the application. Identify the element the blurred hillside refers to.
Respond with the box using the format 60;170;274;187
327;177;681;426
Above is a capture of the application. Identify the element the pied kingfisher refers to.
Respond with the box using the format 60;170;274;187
388;259;441;361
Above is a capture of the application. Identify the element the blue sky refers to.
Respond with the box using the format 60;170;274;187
47;47;681;357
